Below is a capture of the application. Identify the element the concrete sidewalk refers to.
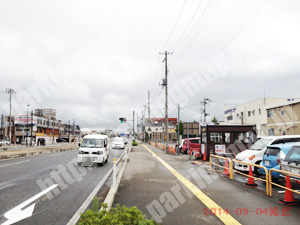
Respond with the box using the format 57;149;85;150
113;143;300;225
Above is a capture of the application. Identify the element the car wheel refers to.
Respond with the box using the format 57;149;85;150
98;160;104;167
105;156;108;163
254;161;262;175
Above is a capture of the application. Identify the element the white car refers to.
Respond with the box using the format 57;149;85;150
235;135;300;174
77;134;109;167
112;137;125;149
0;140;10;146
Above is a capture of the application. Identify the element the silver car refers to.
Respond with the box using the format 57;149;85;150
280;143;300;182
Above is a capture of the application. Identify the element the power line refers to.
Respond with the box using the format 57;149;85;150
161;0;187;50
171;0;204;51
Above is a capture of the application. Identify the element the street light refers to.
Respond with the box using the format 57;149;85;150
26;105;30;146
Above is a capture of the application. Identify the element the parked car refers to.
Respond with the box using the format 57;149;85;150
181;138;201;158
0;140;10;146
259;142;297;179
112;137;125;149
280;143;300;183
234;135;300;174
56;138;67;143
77;134;109;166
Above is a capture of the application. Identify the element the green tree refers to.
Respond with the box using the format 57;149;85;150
211;116;218;123
175;120;184;135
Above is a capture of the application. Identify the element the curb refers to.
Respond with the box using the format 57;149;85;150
100;146;132;212
0;148;78;160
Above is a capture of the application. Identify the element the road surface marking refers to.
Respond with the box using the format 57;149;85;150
0;160;30;168
2;184;58;225
143;145;241;225
50;153;65;157
193;161;203;165
0;183;15;191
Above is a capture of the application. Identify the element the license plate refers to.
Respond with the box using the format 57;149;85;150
265;161;270;166
93;157;97;161
291;168;299;174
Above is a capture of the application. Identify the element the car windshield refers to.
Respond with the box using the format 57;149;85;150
114;138;124;142
285;146;300;162
190;139;201;144
250;138;272;150
81;139;103;148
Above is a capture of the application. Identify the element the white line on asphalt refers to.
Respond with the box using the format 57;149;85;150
0;183;15;191
0;157;27;161
0;160;30;168
50;153;65;157
2;184;58;225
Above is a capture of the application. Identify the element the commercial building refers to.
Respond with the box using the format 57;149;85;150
34;108;56;120
145;118;177;142
3;112;81;145
223;98;299;136
266;100;300;136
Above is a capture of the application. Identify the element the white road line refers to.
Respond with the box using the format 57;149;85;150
50;153;65;157
2;184;58;225
0;157;27;161
0;160;30;168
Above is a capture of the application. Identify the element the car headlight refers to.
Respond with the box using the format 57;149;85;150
97;151;103;155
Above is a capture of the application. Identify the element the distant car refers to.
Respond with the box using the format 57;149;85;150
56;138;67;143
280;143;300;183
112;137;125;149
181;138;201;158
259;142;297;179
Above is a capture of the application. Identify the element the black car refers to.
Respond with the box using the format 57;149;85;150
56;138;67;143
37;138;46;146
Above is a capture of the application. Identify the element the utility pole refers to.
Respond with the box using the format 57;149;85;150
1;114;3;140
6;88;16;144
177;104;180;155
137;113;139;138
68;120;70;143
160;51;173;154
133;111;135;139
203;97;211;123
26;105;30;146
148;90;150;122
31;111;33;145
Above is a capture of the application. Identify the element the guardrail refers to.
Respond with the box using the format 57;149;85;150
232;159;269;196
269;168;300;197
209;154;233;180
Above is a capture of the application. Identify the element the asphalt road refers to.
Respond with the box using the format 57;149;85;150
0;145;125;225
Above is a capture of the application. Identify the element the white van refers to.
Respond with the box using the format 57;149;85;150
77;134;109;166
235;135;300;174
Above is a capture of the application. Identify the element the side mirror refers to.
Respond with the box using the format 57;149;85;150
78;143;81;147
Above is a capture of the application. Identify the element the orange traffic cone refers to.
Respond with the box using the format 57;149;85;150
156;143;157;147
244;166;257;187
203;150;207;161
224;159;230;176
279;175;300;205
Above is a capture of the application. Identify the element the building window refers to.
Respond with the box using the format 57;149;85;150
282;130;286;135
237;114;239;118
267;109;274;118
210;132;223;143
252;110;255;116
268;128;275;136
259;108;261;115
224;133;230;144
227;115;233;121
281;110;285;116
248;111;251;117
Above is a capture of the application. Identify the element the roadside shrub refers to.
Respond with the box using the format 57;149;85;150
79;198;158;225
3;148;8;151
132;141;138;146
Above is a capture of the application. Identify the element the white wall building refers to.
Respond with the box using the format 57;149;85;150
222;98;299;136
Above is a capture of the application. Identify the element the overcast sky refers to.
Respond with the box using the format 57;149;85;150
1;0;300;132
